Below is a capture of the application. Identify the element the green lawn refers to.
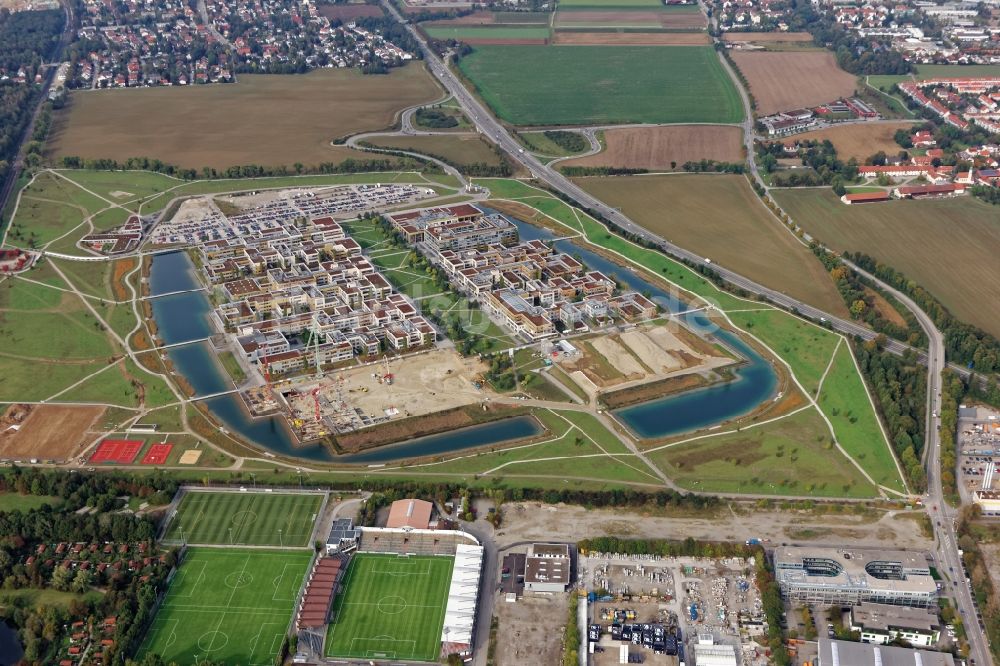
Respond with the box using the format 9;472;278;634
736;309;840;396
0;493;61;512
424;25;550;39
650;407;879;497
58;169;181;207
458;45;742;125
0;278;64;310
915;64;1000;78
162;491;323;547
0;356;107;402
518;131;589;157
138;548;312;665
325;554;453;662
817;342;906;493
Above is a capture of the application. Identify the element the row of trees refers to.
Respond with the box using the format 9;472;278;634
811;245;925;345
854;339;927;491
847;252;1000;374
757;139;859;187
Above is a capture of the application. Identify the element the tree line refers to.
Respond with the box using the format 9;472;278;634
846;252;1000;375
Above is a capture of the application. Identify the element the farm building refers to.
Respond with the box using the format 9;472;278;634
841;192;890;205
893;183;967;199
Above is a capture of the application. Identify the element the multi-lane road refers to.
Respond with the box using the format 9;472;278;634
385;5;992;663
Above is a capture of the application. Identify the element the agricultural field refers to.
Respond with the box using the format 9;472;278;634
137;548;312;665
325;554;453;662
787;121;916;161
572;174;848;316
773;189;1000;339
649;408;879;498
162;491;324;547
0;404;104;461
730;50;857;115
47;66;439;170
317;3;383;20
423;24;550;43
458;45;742;125
558;0;690;8
552;31;709;45
553;8;705;29
561;125;743;170
364;134;505;168
914;64;1000;78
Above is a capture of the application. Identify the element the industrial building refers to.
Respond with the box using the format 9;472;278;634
773;547;937;608
817;638;955;666
849;602;941;647
440;543;484;659
524;543;572;593
693;634;738;666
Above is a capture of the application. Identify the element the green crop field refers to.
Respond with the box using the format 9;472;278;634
424;25;550;40
162;491;323;547
138;548;311;665
325;554;453;662
458;45;742;125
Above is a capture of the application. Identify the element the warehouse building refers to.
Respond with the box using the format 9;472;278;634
849;602;941;647
524;543;571;593
774;547;937;608
817;638;954;666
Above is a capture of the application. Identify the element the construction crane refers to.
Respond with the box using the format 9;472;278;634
382;355;393;386
258;356;274;402
309;313;323;379
311;387;321;423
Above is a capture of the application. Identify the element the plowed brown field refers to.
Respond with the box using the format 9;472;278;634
731;51;857;115
784;121;917;160
562;125;743;170
722;31;812;42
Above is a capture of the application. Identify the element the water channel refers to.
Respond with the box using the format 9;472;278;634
147;207;778;462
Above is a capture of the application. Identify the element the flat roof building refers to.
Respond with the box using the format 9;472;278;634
817;638;954;666
849;602;941;647
385;498;434;530
325;518;360;555
524;543;571;593
774;547;937;608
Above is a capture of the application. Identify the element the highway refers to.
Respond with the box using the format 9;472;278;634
385;6;993;662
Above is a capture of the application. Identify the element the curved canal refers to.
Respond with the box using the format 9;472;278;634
148;209;778;462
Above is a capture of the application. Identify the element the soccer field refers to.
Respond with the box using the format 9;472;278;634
162;491;323;547
325;554;454;662
138;548;312;665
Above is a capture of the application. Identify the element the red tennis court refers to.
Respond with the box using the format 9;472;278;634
90;439;143;464
140;442;173;465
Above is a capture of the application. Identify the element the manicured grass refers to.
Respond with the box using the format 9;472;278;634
365;134;505;168
56;363;144;407
0;493;61;511
458;45;742;125
219;351;247;384
736;309;840;396
817;342;905;493
325;554;453;662
574;175;848;317
774;188;1000;340
162;491;323;546
58;169;181;206
424;25;550;39
138;547;312;665
650;408;879;497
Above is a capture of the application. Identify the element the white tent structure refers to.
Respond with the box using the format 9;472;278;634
440;543;484;657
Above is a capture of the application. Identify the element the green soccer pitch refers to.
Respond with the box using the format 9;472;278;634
138;547;312;665
162;491;323;547
325;554;454;662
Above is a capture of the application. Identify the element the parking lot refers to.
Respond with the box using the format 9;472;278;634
580;553;770;666
957;406;1000;510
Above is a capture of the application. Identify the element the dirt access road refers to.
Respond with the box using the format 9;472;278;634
494;502;934;551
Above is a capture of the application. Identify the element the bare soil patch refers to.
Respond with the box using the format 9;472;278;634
786;121;916;161
451;37;547;45
433;9;495;23
722;31;812;42
562;125;742;170
492;593;568;666
864;287;908;328
0;404;105;460
318;3;384;20
731;50;857;115
48;67;439;170
553;30;708;45
556;10;664;23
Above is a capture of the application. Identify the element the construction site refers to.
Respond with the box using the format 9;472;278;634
244;349;490;442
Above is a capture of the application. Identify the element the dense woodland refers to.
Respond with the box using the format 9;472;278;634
0;8;64;181
853;339;927;491
847;253;1000;375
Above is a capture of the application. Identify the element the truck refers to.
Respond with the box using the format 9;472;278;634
746;538;761;546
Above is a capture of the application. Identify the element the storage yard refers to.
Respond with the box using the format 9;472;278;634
580;551;769;666
958;406;1000;513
